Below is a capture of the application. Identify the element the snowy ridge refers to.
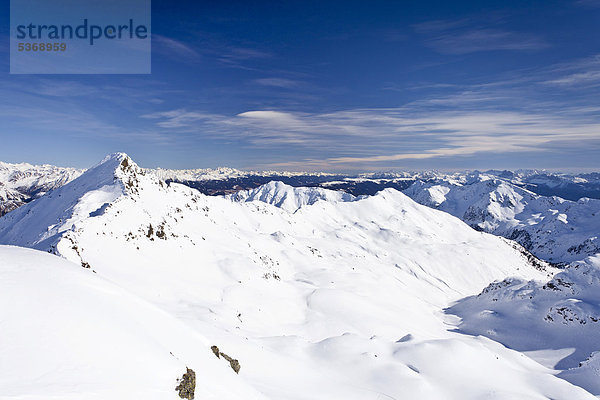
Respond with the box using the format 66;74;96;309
403;176;600;264
0;153;144;250
0;159;83;216
2;153;593;399
227;181;357;212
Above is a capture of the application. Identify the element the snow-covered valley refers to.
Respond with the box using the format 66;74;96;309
0;153;599;399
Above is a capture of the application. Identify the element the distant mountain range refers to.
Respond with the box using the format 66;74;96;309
2;160;598;265
0;161;83;216
155;166;600;200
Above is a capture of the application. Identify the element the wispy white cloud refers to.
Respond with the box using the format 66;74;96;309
543;55;600;87
153;34;201;61
141;105;600;169
0;103;170;144
546;71;600;86
0;77;173;145
141;110;217;129
575;0;600;7
426;29;547;55
217;47;272;69
413;19;471;34
33;80;101;97
413;18;548;55
253;78;302;88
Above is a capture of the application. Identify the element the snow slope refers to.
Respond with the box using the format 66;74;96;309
0;153;595;399
448;254;600;395
0;245;267;400
403;176;600;264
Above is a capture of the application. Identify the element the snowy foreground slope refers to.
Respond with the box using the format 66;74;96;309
0;153;596;399
0;245;267;400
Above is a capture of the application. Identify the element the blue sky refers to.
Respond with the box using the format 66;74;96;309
1;0;600;171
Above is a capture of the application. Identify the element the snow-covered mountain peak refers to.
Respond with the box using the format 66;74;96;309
0;153;157;250
228;180;357;212
98;151;130;164
86;152;149;194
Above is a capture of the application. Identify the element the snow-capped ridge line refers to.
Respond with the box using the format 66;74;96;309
0;152;146;250
403;175;600;264
0;159;84;216
227;180;358;212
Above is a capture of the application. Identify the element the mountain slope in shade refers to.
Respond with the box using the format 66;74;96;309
403;176;600;264
448;254;600;395
0;153;595;399
0;245;268;400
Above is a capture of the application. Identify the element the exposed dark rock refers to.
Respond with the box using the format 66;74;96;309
508;229;533;251
210;345;241;374
210;345;220;358
220;353;241;374
175;367;196;400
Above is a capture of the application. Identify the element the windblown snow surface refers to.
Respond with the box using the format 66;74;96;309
0;153;597;399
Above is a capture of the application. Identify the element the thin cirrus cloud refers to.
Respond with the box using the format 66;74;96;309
543;55;600;86
141;107;600;169
217;47;272;69
153;34;202;61
546;71;600;86
253;78;302;89
575;0;600;7
413;19;548;55
153;34;272;69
